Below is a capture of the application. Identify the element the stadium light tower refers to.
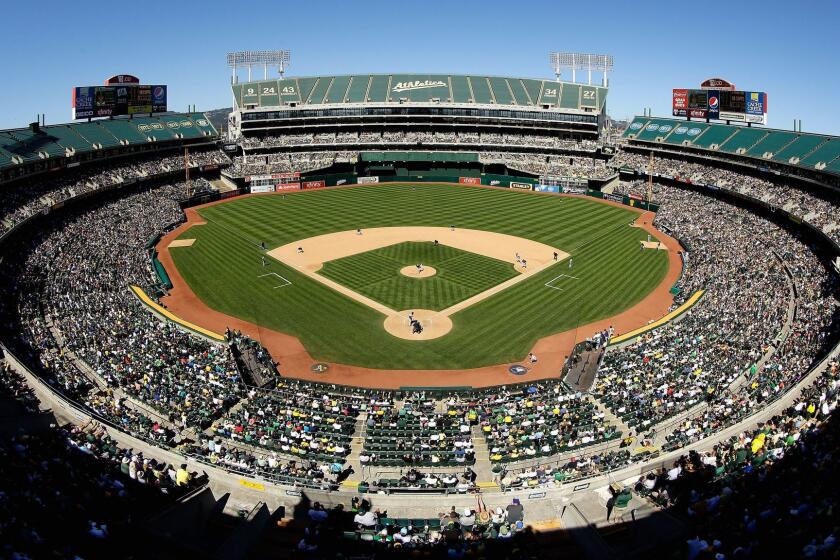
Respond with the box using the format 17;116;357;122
549;52;614;86
226;50;291;84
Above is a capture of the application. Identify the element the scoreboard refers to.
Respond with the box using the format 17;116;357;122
673;88;767;124
72;84;167;119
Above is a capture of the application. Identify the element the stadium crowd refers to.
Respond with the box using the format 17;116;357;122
240;131;597;152
594;182;838;444
612;151;840;243
0;149;228;236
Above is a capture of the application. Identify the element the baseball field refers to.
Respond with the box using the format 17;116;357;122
166;183;670;370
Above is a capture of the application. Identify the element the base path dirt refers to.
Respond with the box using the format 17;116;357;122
168;238;195;248
155;187;683;389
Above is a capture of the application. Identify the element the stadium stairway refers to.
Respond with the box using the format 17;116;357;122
469;425;496;486
588;395;631;442
342;413;369;483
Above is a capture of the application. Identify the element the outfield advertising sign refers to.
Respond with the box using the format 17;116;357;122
672;89;688;117
459;177;481;185
275;184;300;190
562;186;587;194
250;185;274;193
302;180;326;189
357;176;379;184
534;184;560;193
510;182;532;190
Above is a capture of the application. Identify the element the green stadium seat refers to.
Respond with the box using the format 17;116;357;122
623;117;649;138
771;135;825;163
71;122;121;148
187;113;219;137
522;79;544;106
345;76;370;103
324;75;351;104
798;138;840;169
558;83;580;109
276;78;301;104
633;118;679;142
307;77;331;104
450;75;472;103
664;122;710;145
469;77;493;104
42;125;94;152
156;115;204;139
505;78;530;105
100;119;151;144
745;130;797;158
296;77;319;104
0;131;46;162
366;75;389;102
719;127;768;154
691;123;737;149
488;77;513;104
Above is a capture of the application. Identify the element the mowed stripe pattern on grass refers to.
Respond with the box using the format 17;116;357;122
170;184;669;369
319;241;518;311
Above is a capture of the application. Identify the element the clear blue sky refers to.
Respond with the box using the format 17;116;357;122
2;0;838;134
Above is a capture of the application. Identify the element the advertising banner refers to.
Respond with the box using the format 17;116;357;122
250;185;274;193
357;176;379;184
672;89;688;117
275;184;300;191
534;184;560;193
302;180;326;189
706;90;720;120
562;186;588;194
459;176;481;185
510;182;532;190
72;84;167;119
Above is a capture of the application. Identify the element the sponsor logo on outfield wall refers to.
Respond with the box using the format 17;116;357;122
391;80;447;93
357;176;379;184
459;177;481;185
275;184;300;191
510;182;532;190
302;180;326;189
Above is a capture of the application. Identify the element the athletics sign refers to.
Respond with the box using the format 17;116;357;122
392;80;447;93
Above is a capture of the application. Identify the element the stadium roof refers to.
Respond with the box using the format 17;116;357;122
233;74;607;112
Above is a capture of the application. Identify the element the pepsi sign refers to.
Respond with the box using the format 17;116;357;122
706;91;720;119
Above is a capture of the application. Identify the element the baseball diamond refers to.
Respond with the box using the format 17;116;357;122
163;182;671;372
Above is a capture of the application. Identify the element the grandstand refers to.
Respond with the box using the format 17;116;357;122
623;115;840;186
3;57;840;559
0;113;219;183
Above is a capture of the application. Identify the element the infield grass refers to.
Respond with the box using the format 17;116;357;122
170;183;668;369
319;241;518;311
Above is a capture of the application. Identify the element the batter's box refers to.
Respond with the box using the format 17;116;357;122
258;272;292;289
545;274;579;291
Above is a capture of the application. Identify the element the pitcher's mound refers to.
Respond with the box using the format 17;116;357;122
384;309;453;340
399;265;437;278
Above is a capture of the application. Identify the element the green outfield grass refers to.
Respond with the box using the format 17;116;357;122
170;183;669;369
319;241;518;311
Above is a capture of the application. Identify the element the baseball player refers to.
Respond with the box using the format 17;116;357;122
261;256;266;267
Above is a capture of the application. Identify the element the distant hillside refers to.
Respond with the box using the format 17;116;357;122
203;108;230;134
